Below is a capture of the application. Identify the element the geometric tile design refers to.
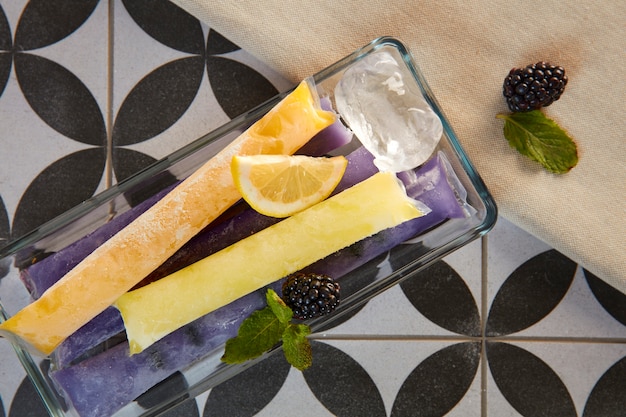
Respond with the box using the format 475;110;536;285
0;1;624;417
193;231;625;417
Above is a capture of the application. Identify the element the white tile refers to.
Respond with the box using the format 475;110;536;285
446;371;482;417
32;1;109;113
221;48;294;93
486;341;626;417
485;374;524;417
319;339;475;417
317;284;458;337
321;339;435;415
254;368;335;417
119;78;231;162
440;236;483;313
518;341;626;416
515;266;626;339
318;239;483;337
0;78;94;219
0;3;110;221
486;216;552;307
0;0;28;28
112;1;190;116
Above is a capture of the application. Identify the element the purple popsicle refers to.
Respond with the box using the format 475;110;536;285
49;151;470;417
302;151;468;279
51;293;263;417
52;146;376;369
19;183;177;299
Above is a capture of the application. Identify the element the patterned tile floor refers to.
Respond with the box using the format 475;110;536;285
0;1;625;416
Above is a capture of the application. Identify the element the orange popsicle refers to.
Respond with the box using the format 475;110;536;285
0;80;335;356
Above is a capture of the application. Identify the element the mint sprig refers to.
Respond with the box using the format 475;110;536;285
496;110;578;174
221;289;312;371
282;323;312;370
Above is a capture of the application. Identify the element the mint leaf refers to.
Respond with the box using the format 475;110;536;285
221;289;315;370
266;289;292;324
221;306;287;364
496;110;578;174
282;323;312;371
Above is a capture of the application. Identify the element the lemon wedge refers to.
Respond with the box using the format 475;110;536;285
232;154;348;217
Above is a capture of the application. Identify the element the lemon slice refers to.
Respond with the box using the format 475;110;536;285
232;154;348;217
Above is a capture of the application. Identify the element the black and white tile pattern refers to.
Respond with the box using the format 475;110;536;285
1;1;625;416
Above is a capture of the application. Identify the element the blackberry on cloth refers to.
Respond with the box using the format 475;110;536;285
282;273;341;319
503;62;568;112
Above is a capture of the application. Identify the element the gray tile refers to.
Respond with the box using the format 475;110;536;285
514;267;626;339
317;238;482;337
251;368;336;417
486;341;626;416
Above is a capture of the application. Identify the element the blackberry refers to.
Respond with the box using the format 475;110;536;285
282;273;340;319
503;62;568;112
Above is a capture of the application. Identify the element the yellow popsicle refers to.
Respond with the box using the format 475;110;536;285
115;172;427;354
0;80;335;356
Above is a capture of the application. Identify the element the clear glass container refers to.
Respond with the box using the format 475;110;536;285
0;37;497;417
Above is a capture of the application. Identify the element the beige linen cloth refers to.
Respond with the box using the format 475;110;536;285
172;0;626;293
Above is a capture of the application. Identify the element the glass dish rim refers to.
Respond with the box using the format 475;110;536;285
0;36;498;417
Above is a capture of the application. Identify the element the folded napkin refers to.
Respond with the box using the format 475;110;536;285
172;0;626;293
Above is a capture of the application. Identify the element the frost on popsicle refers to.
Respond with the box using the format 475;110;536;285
335;50;443;172
114;172;427;354
50;151;471;417
0;79;335;356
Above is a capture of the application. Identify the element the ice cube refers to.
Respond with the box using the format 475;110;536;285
335;50;443;172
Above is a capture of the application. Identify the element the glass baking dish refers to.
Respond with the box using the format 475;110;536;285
0;37;497;417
